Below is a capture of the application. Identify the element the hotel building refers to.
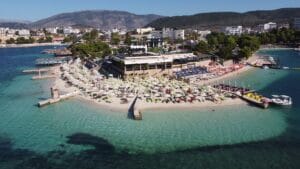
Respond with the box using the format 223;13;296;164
103;46;211;79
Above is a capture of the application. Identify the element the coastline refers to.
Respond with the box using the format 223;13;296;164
52;53;261;113
197;52;259;85
0;42;69;48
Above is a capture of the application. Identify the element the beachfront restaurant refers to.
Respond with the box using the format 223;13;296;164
108;53;208;79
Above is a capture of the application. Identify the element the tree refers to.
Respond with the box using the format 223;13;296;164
238;47;252;59
63;34;77;43
0;39;2;43
238;35;260;52
195;40;210;53
111;33;120;45
71;41;111;59
83;29;99;42
38;36;52;43
6;38;15;44
124;33;132;46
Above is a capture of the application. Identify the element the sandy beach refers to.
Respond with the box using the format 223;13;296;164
51;53;260;112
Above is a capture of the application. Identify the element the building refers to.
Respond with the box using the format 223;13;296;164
63;27;80;35
162;28;185;40
294;18;300;30
257;22;277;32
18;29;30;36
46;27;58;34
224;26;243;35
104;46;210;79
136;27;155;34
197;30;211;40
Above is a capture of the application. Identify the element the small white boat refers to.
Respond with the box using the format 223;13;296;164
271;95;292;106
282;67;290;70
263;65;269;69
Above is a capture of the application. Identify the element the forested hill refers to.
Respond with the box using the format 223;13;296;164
147;8;300;29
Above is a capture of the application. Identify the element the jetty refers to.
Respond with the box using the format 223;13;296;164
128;96;142;120
38;87;79;107
23;68;51;73
213;84;270;109
36;57;71;66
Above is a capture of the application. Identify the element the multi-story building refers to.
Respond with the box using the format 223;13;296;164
136;27;155;34
162;28;185;40
18;29;30;36
63;27;80;35
294;18;300;30
46;27;58;34
224;26;243;35
257;22;277;32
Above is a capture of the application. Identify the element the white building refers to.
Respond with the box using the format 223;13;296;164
162;28;185;40
46;27;58;34
63;27;80;35
0;27;9;35
258;22;277;32
294;18;300;30
18;29;30;36
136;27;155;34
197;30;211;40
224;26;243;35
174;30;185;40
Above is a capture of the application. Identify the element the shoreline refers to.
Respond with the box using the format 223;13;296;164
52;54;261;112
0;42;69;48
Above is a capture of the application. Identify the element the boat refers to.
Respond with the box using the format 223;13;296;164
282;66;290;70
242;92;269;109
271;95;292;106
262;65;269;70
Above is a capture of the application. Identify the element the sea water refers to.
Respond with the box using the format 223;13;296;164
0;47;299;169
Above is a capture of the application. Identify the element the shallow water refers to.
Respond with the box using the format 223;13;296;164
0;47;299;168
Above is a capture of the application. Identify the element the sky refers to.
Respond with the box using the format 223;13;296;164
0;0;299;21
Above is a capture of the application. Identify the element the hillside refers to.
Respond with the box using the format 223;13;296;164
147;8;300;29
29;10;163;30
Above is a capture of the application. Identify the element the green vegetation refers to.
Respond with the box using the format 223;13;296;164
6;38;15;44
37;36;53;43
195;28;299;61
70;41;111;59
111;33;120;45
15;37;35;44
148;47;163;53
63;34;77;43
82;29;99;42
148;8;300;29
124;33;132;46
258;28;298;45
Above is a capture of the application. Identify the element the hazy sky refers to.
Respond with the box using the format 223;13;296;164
0;0;299;21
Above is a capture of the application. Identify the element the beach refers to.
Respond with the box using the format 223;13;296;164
50;52;262;112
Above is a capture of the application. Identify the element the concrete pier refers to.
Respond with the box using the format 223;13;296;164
23;68;51;73
38;87;79;107
128;96;142;120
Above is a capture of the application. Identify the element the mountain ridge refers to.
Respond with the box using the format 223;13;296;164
147;8;300;29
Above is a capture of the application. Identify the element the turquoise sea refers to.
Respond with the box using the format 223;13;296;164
0;47;299;169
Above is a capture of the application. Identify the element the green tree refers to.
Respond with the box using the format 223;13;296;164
195;40;210;53
6;38;15;44
238;47;252;59
71;41;111;59
63;34;77;43
124;33;132;45
83;29;99;42
111;33;120;45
